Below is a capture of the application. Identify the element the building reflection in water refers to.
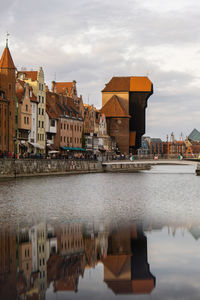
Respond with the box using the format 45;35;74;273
0;222;156;299
0;226;17;300
102;225;156;295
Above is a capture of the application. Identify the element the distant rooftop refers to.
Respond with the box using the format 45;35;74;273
188;128;200;142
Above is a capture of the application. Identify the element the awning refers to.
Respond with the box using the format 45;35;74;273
47;144;58;151
28;142;44;150
49;150;60;154
61;147;86;151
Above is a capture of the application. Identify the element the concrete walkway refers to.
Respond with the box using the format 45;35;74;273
103;159;199;166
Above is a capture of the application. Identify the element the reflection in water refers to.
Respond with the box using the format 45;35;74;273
1;166;200;299
102;225;155;295
0;222;156;299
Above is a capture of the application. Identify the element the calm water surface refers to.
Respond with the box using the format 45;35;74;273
0;165;200;299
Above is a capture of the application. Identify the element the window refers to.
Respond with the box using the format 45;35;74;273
70;137;72;143
25;104;28;112
42;96;44;103
42;109;44;115
67;124;69;130
61;136;62;142
39;121;40;128
61;123;62;129
42;121;44;128
64;124;66;130
27;117;29;125
51;120;55;127
38;108;41;115
38;96;41;103
24;116;26;124
64;136;66;142
67;137;69;143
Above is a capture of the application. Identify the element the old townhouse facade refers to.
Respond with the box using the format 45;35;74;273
46;91;84;154
16;80;32;156
17;67;46;153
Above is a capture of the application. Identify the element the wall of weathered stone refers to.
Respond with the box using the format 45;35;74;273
0;159;151;178
0;159;103;177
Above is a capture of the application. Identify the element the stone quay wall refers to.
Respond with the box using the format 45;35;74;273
0;159;103;178
0;159;151;178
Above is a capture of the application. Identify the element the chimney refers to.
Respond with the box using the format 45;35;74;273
51;81;55;92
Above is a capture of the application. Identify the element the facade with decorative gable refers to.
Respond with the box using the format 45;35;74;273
17;68;46;153
16;79;32;156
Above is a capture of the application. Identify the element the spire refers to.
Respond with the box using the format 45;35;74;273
0;45;15;70
6;32;10;48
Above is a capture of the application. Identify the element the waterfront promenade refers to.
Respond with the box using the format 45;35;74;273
103;159;198;166
0;157;198;178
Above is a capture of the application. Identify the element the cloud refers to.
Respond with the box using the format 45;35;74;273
1;0;200;138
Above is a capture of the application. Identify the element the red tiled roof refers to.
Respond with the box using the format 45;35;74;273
102;76;152;92
101;95;130;118
46;101;58;119
19;71;38;81
102;255;130;277
54;82;73;94
0;46;15;69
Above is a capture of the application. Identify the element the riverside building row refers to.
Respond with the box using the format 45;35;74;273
0;42;154;158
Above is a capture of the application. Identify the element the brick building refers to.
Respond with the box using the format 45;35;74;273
46;91;84;154
101;76;153;154
17;68;46;153
0;43;16;154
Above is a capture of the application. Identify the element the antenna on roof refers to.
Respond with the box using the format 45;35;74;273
6;31;10;48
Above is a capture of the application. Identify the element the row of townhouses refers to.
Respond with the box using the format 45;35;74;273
0;42;156;158
0;43;117;158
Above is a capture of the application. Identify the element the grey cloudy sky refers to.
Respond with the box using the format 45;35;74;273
1;0;200;139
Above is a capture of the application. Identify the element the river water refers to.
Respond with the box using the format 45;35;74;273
0;164;200;299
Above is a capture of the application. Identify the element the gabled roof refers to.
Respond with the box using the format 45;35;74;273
102;255;130;277
16;79;38;103
18;71;38;81
188;128;200;142
0;46;15;69
53;82;74;94
101;95;130;118
102;76;152;92
46;102;58;119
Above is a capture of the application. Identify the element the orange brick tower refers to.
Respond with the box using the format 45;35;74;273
0;39;16;153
